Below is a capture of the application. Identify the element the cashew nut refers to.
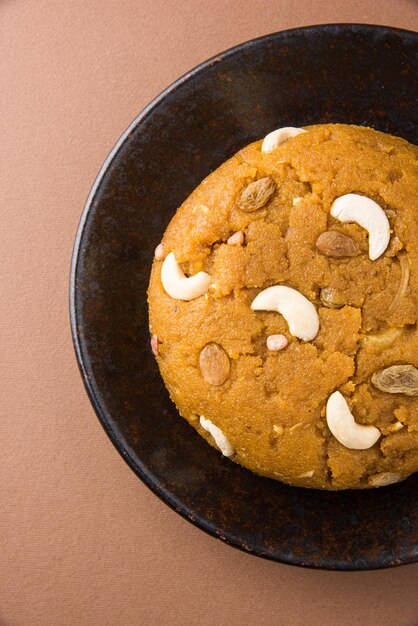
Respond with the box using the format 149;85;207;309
261;127;307;153
199;416;235;457
326;391;381;450
330;193;390;260
251;285;319;341
161;252;211;300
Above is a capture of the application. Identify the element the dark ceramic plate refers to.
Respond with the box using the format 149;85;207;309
71;24;418;570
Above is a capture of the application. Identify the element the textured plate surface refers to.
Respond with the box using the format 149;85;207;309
71;24;418;570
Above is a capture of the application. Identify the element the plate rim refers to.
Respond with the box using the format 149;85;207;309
70;23;418;571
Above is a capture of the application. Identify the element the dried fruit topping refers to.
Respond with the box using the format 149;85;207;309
319;287;346;309
362;327;404;348
371;364;418;396
316;231;360;258
238;177;276;212
199;343;230;386
368;472;401;487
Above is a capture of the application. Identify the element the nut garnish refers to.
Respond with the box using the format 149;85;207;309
266;334;288;351
289;422;305;433
154;243;165;260
371;364;418;396
316;231;360;258
227;230;244;246
273;424;284;436
319;287;345;309
386;235;403;257
261;127;307;152
326;391;381;450
238;177;276;212
199;416;235;457
298;470;314;478
368;472;401;487
251;285;319;341
362;327;404;348
161;252;211;300
199;343;230;386
330;193;390;260
151;334;159;356
387;253;410;316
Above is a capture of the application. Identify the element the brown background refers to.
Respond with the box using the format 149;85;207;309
1;1;418;625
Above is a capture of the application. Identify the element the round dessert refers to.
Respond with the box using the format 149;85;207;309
148;123;418;490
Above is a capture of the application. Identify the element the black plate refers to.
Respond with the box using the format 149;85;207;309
70;24;418;570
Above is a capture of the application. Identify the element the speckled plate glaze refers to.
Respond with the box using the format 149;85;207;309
70;24;418;570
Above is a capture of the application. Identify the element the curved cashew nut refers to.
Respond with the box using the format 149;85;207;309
199;416;235;457
251;285;319;341
161;252;211;300
330;194;390;260
326;391;381;450
261;127;307;153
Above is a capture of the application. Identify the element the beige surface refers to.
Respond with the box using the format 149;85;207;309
1;1;418;625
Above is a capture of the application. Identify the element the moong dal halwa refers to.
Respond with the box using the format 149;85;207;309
148;124;418;490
